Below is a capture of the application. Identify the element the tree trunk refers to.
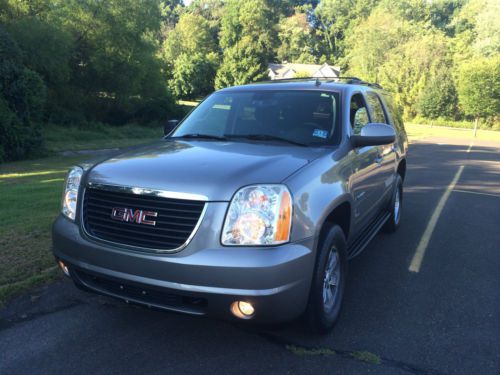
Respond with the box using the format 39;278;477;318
473;117;479;138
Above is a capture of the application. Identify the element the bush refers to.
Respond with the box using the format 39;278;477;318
0;26;46;161
0;98;43;162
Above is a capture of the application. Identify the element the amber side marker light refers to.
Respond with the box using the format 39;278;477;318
230;301;255;319
58;260;70;276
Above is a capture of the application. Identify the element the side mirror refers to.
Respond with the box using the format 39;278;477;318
164;119;179;136
351;123;396;147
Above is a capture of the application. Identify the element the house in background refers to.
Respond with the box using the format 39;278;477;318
268;63;340;80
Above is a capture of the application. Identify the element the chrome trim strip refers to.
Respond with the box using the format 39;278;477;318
81;183;208;254
87;182;208;202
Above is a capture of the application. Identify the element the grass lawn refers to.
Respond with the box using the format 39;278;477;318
0;155;88;304
43;123;163;152
405;123;500;142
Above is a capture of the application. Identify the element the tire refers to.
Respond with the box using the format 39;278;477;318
382;174;403;233
305;225;348;334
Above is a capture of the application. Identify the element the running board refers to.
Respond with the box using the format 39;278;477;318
347;211;391;259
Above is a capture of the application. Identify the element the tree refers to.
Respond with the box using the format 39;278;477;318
378;31;453;118
313;0;379;62
276;12;316;63
163;13;218;63
457;56;499;132
417;69;458;120
345;8;408;83
163;12;219;98
0;26;45;161
45;0;171;123
215;0;278;88
168;53;218;99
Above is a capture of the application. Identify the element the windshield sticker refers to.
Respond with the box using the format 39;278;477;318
313;129;328;139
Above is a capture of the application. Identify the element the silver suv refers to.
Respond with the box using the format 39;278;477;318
53;78;408;333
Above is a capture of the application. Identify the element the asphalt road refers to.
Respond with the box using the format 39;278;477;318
1;137;499;375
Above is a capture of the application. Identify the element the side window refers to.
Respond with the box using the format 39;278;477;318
350;93;370;134
366;92;387;124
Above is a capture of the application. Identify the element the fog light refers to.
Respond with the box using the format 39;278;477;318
230;301;255;319
58;260;70;276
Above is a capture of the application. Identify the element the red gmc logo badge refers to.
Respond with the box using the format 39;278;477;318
111;207;158;226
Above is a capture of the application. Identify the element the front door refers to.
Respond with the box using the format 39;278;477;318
365;91;397;204
348;93;383;236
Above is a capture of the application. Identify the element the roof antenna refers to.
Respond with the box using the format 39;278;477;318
315;77;321;86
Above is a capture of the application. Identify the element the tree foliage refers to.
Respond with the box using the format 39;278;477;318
0;25;45;161
457;56;499;120
417;69;458;120
215;0;278;88
1;0;499;161
277;12;316;64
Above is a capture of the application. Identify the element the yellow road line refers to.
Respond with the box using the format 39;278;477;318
453;189;500;198
409;142;473;273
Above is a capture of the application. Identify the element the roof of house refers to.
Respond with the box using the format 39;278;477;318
268;63;340;78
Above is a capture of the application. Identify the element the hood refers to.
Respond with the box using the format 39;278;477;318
86;139;329;201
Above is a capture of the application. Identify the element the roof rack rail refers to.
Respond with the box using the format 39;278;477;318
263;76;383;89
266;76;335;82
336;76;383;89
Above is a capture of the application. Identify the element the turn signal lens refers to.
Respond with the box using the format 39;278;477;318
275;190;292;242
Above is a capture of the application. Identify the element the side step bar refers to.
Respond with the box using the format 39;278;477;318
347;211;391;259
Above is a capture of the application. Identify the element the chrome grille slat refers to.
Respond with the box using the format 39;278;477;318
85;214;195;233
82;185;206;252
86;197;203;215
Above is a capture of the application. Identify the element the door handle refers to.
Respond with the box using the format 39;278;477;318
375;154;383;164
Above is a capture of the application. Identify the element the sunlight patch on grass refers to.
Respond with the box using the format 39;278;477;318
177;100;199;107
406;123;500;142
40;178;65;184
0;169;67;179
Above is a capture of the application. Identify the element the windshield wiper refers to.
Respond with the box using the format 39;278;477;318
170;133;228;141
225;134;307;147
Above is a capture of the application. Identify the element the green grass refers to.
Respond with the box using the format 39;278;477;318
406;123;500;142
350;351;382;365
286;345;336;356
43;123;163;152
0;155;88;304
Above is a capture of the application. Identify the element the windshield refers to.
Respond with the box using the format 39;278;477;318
171;90;340;146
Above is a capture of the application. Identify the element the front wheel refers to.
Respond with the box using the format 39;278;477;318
382;174;403;233
305;225;347;334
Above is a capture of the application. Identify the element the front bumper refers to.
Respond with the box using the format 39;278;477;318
52;215;316;323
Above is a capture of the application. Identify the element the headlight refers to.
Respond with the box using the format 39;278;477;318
61;167;83;220
222;185;292;246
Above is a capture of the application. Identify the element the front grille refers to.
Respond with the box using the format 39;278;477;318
73;268;207;315
82;186;205;252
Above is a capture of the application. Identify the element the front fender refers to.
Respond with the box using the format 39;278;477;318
285;153;354;243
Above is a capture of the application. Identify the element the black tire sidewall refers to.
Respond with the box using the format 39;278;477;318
306;225;347;333
383;174;403;233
